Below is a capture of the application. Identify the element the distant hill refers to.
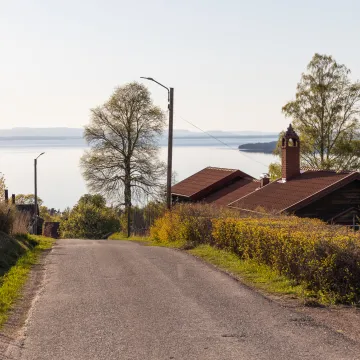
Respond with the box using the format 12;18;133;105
238;141;277;154
0;128;279;139
0;127;83;137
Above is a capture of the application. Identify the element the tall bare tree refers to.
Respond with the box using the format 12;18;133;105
81;82;166;237
282;53;360;171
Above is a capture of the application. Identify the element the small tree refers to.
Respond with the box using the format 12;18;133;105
81;82;166;237
60;194;119;239
282;53;360;171
15;194;44;206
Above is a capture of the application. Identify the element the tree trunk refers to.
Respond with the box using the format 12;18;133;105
124;161;132;238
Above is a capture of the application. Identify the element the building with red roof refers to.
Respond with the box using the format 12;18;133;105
171;167;258;206
172;125;360;225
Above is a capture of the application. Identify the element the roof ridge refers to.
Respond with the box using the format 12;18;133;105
206;166;238;172
301;167;356;174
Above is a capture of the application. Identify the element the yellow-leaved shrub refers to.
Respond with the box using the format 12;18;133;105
150;204;360;304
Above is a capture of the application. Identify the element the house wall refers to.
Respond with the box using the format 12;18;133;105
295;180;360;224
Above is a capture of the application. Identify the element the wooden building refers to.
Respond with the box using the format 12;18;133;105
172;125;360;225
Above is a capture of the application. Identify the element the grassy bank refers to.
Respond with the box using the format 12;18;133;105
148;204;360;305
108;231;308;301
189;245;307;299
108;232;151;243
0;234;54;327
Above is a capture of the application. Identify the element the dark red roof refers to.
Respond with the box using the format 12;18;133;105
229;171;360;213
171;167;253;201
203;178;259;206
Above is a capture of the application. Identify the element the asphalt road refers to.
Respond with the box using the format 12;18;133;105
20;239;359;360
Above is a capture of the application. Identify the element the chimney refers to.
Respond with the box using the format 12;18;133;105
4;190;8;203
282;124;300;181
11;194;16;205
260;174;270;187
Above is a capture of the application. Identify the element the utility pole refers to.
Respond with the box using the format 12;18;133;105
34;158;38;234
167;88;174;210
34;152;45;235
140;77;174;210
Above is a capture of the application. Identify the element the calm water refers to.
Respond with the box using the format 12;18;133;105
0;137;277;209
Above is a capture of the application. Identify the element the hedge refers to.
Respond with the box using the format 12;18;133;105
150;204;360;304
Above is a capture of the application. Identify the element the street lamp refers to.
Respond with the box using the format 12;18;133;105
141;77;174;210
34;152;45;234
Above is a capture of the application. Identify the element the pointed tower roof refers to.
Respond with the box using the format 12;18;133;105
284;124;299;140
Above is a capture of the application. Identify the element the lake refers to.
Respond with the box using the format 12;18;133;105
0;137;277;210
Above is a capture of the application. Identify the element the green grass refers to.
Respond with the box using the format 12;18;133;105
109;233;188;249
188;245;308;299
116;233;313;302
108;232;152;243
112;234;318;302
0;235;54;327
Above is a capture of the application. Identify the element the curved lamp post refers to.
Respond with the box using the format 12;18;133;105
140;77;174;210
34;152;45;234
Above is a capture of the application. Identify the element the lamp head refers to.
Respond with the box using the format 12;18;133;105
36;152;45;160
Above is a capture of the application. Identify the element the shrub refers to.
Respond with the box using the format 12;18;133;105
60;194;120;239
150;203;360;304
150;204;223;247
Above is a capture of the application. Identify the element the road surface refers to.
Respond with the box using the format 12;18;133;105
18;240;359;359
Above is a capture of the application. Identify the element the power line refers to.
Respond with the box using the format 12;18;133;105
177;114;270;168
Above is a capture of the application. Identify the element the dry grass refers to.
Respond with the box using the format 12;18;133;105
0;202;31;236
11;211;30;235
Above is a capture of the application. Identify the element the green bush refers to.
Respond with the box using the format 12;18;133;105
60;194;120;239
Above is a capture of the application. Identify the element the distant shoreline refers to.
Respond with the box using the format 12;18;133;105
0;136;279;151
238;141;277;154
0;134;277;141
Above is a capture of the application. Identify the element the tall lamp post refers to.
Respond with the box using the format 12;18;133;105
140;77;174;210
34;152;45;234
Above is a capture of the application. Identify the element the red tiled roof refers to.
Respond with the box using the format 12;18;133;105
203;178;259;206
229;170;360;213
171;167;253;200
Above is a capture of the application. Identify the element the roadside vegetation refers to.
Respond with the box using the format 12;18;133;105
108;232;150;243
60;194;119;239
0;234;54;327
148;203;360;305
0;199;54;327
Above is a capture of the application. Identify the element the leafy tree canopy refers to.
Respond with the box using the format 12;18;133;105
60;194;119;239
269;53;360;176
15;194;43;206
282;53;360;171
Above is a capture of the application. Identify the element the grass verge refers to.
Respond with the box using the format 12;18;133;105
188;245;308;300
113;234;314;303
0;235;54;328
108;232;151;243
109;233;187;249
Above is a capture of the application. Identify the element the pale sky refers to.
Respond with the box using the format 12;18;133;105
1;0;359;132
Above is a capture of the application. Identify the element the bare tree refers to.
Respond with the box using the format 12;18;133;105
81;82;166;237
